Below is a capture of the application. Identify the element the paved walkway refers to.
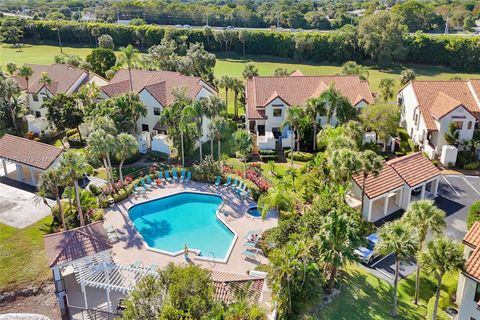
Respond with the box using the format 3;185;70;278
104;181;278;275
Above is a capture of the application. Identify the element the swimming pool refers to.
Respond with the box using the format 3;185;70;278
128;192;235;262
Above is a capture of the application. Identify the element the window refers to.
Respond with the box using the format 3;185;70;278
35;111;41;118
32;94;38;102
257;125;265;136
273;109;282;117
153;107;161;116
453;121;463;129
142;124;149;132
467;121;473;130
475;283;480;302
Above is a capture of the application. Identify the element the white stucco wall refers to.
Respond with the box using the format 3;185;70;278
435;106;476;150
399;83;429;146
264;98;288;133
137;89;164;134
458;275;480;320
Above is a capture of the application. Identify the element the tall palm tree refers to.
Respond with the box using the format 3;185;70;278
281;106;306;166
258;186;298;219
232;129;252;178
39;72;53;97
359;150;383;213
242;63;259;80
231;78;244;118
304;97;326;151
319;84;355;125
184;100;206;162
39;167;67;230
119;44;139;92
87;129;115;191
328;149;362;184
208;116;227;161
317;208;362;293
18;65;33;104
114;133;139;184
60;150;93;226
418;237;464;320
202;95;224;119
217;75;234;112
376;220;417;318
403;200;446;305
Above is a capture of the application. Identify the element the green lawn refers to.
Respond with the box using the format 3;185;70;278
314;263;458;320
0;216;53;291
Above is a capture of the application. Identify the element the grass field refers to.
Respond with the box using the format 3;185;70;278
0;216;53;291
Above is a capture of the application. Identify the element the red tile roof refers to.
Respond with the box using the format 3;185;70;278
0;134;63;170
464;222;480;248
101;69;216;106
212;271;264;304
353;152;440;199
14;64;89;95
463;223;480;282
246;75;374;120
409;80;480;130
43;221;112;267
387;152;440;187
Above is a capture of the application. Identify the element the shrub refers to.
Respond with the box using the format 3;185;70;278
464;161;480;170
191;155;222;183
284;150;314;162
467;201;480;229
148;151;169;162
66;128;77;137
88;184;102;196
260;154;278;162
259;149;277;155
67;133;85;147
426;291;450;320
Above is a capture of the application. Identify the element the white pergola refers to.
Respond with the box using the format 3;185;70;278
71;251;158;312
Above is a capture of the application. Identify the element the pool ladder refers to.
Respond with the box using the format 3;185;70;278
207;251;216;268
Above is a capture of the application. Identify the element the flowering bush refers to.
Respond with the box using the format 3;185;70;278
224;164;270;192
124;176;133;185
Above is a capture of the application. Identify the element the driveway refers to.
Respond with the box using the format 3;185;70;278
359;174;478;283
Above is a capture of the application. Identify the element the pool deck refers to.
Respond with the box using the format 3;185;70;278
103;180;278;275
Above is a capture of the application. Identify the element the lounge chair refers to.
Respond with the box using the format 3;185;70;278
133;184;141;196
235;181;245;193
244;230;261;239
172;168;178;182
140;178;149;189
241;249;258;260
244;241;257;248
146;176;156;188
186;171;192;182
241;188;250;199
223;176;231;186
230;179;238;188
157;171;165;182
164;170;173;182
179;169;186;182
215;176;221;186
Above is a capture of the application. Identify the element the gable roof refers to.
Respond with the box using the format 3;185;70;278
212;271;264;305
246;75;374;119
353;152;440;199
408;80;480;131
0;134;63;170
43;221;112;267
464;222;480;248
463;223;480;282
101;69;216;106
14;64;89;95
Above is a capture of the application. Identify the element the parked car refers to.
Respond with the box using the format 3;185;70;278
354;233;380;264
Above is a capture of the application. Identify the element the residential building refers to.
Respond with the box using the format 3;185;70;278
348;152;440;222
245;73;374;150
398;79;480;158
99;69;216;141
14;64;107;134
457;222;480;320
0;134;63;187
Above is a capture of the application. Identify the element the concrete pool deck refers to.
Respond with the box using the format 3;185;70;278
104;180;278;274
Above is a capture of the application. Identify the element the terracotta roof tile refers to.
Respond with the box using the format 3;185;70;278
246;75;374;120
465;246;480;282
464;222;480;248
430;92;464;119
212;271;264;304
43;221;112;267
102;69;216;106
387;152;440;187
352;163;405;199
410;80;480;130
0;134;63;170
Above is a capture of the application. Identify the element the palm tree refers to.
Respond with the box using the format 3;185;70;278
231;78;244;118
6;62;17;76
91;27;100;47
418;237;464;320
376;220;417;318
217;75;234;112
242;63;259;80
114;133;139;184
39;167;67;230
258;186;298;219
39;72;52;92
281;106;306;166
379;78;395;102
304;97;327;151
232;129;252;177
328;149;363;184
359;150;383;213
18;65;33;104
403;200;446;305
208;116;227;161
184;100;206;162
119;44;139;92
202;95;224;119
317;208;362;293
87;129;116;191
318;84;355;125
238;30;249;56
203;26;213;49
60;150;93;226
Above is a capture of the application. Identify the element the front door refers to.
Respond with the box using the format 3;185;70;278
257;125;265;136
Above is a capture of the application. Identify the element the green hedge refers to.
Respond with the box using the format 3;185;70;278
467;201;480;229
259;154;278;162
284;150;315;162
426;291;450;320
16;19;480;71
259;149;277;155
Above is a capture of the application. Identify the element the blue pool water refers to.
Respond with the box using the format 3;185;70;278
129;192;234;259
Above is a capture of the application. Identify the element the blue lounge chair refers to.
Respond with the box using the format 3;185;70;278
164;170;173;182
235;181;244;193
157;171;165;182
140;178;149;189
186;171;191;182
242;249;258;260
179;169;186;182
172;168;178;181
146;175;156;188
241;188;251;199
223;176;231;186
133;184;141;195
238;184;247;195
230;179;238;188
215;176;221;186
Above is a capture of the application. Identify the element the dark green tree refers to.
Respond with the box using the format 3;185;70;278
86;48;117;77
